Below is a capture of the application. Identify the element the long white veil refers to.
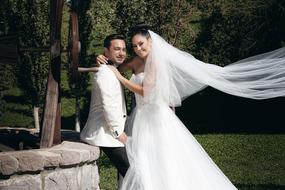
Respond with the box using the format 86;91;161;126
143;30;285;107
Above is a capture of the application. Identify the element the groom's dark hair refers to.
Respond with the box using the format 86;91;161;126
104;34;126;49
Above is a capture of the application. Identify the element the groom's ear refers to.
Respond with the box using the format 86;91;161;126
104;47;109;57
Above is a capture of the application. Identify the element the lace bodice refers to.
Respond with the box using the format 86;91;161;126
130;72;144;107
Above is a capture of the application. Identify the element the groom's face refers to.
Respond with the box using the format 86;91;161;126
105;39;126;66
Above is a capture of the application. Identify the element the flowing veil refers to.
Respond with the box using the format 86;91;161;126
143;30;285;107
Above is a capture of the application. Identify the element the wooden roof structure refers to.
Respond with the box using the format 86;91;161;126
41;0;80;148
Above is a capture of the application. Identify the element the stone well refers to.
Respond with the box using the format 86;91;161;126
0;141;100;190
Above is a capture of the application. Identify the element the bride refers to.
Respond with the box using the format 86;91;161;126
107;24;285;190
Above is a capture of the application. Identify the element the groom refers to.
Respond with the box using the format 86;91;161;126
80;34;129;177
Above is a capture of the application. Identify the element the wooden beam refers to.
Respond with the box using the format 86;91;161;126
70;8;80;84
40;0;64;148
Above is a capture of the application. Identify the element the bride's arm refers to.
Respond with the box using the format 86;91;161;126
108;66;144;96
118;75;144;96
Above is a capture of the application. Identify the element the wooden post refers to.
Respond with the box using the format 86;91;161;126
71;10;80;84
70;3;81;132
40;0;64;148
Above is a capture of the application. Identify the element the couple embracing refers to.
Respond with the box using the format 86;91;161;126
80;24;285;190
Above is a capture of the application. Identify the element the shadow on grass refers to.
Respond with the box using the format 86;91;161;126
61;115;75;131
61;88;74;99
2;93;33;119
6;108;32;117
61;130;80;142
236;184;285;190
3;94;30;105
176;87;285;134
0;130;39;150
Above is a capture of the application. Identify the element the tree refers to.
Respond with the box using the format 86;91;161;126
3;0;50;130
193;0;285;66
113;0;197;51
0;1;18;118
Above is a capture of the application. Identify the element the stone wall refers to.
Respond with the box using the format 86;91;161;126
0;141;100;190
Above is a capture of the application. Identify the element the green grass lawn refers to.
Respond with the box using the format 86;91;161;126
0;86;78;129
1;87;284;190
196;134;285;190
0;69;90;129
1;88;34;128
98;134;285;190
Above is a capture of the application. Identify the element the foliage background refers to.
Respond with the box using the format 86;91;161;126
0;0;284;189
1;0;285;121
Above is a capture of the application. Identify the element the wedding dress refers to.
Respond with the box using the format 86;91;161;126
120;30;285;190
121;73;237;190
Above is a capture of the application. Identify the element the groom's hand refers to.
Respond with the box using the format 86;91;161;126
117;132;128;144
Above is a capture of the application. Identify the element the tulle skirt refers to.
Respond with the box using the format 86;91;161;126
120;102;237;190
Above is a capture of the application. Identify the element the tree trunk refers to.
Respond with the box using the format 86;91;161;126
33;106;40;131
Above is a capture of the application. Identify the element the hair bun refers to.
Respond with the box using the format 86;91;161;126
133;23;150;30
129;23;150;34
128;23;151;39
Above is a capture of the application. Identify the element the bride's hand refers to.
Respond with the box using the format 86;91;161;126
96;54;108;65
107;65;123;79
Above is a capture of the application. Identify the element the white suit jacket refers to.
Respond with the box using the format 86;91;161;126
80;65;127;147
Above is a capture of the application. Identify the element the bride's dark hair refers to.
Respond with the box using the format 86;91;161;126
129;23;151;39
